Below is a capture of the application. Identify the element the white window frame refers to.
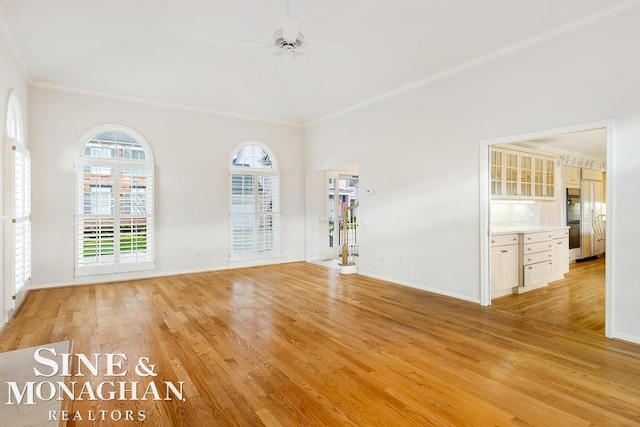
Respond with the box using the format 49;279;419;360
75;125;155;276
3;92;30;316
229;142;281;262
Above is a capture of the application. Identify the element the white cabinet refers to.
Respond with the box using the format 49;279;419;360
563;166;581;188
493;228;569;296
490;234;519;299
544;157;555;198
515;231;553;293
490;146;555;200
550;228;570;281
524;262;553;287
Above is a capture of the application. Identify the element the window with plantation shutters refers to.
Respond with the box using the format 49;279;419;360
230;143;280;261
4;93;30;313
76;129;154;276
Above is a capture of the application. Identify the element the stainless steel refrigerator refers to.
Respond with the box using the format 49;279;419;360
566;177;605;261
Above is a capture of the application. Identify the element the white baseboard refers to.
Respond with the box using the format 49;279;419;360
612;331;640;345
29;258;306;290
358;271;481;304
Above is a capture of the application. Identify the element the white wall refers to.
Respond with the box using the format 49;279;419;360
304;9;640;341
29;88;305;287
0;28;29;325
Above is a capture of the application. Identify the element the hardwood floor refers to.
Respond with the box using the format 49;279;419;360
492;256;606;333
1;260;639;426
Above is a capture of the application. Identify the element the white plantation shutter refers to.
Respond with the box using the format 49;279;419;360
5;140;31;308
118;166;153;269
229;143;280;261
4;94;30;314
77;163;117;274
231;173;256;255
76;129;154;276
257;175;280;253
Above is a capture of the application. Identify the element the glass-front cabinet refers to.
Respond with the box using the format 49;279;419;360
490;146;556;200
533;157;544;197
490;149;503;197
544;158;555;197
519;153;533;197
504;151;518;196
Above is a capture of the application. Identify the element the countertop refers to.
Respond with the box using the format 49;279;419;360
491;225;569;235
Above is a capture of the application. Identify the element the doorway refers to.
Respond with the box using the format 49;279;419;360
327;172;359;255
310;165;360;269
479;120;613;337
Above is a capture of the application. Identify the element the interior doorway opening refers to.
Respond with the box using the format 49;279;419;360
317;165;359;270
480;121;613;338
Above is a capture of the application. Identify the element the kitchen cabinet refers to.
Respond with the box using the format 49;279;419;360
515;231;554;294
490;146;556;200
550;228;570;281
563;166;581;188
490;234;519;298
544;157;555;198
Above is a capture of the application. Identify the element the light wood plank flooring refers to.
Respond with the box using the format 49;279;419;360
1;259;639;426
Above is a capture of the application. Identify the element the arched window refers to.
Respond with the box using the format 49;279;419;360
76;127;154;275
6;93;23;141
230;142;280;261
4;92;30;311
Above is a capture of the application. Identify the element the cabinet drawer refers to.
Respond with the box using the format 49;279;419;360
553;228;569;239
523;251;552;265
523;241;553;254
524;261;553;287
554;237;568;246
523;231;553;243
491;234;518;247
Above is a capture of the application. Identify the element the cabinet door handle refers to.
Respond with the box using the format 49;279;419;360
528;266;533;270
557;242;562;245
491;240;495;243
502;250;508;253
527;237;532;240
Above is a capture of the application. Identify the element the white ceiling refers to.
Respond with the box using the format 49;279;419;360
497;127;608;164
0;0;632;124
525;128;608;161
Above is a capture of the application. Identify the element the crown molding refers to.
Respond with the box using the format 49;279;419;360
28;81;304;128
6;1;640;128
305;0;640;127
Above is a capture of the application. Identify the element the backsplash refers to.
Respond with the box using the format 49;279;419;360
491;201;541;228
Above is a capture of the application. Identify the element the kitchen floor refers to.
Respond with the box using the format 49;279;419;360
491;256;605;334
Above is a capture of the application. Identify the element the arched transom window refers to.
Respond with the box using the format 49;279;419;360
76;128;154;275
6;94;23;141
229;142;280;261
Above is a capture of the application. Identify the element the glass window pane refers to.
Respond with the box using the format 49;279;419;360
231;145;274;169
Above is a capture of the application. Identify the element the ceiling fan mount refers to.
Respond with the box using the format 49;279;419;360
272;29;304;52
226;0;346;63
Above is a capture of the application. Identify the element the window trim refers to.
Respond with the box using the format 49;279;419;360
75;125;155;276
229;141;281;262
